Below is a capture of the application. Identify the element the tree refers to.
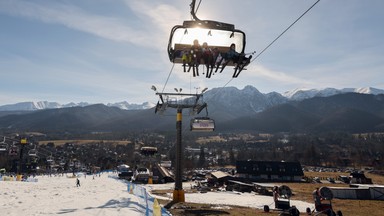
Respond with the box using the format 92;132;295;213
304;144;319;166
229;148;236;165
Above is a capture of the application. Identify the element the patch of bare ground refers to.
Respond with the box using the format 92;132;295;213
163;202;265;216
284;171;384;216
160;171;384;216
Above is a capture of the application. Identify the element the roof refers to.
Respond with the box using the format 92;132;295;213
236;160;304;176
228;180;254;187
210;171;230;179
350;173;369;178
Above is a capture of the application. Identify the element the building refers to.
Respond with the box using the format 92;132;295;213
350;172;373;184
236;161;304;182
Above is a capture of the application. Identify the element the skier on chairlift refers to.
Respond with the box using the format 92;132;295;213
218;43;252;78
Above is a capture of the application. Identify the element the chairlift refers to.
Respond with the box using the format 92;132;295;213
140;146;158;156
8;142;18;156
75;161;81;168
190;117;215;132
167;0;250;77
0;143;7;152
9;145;19;156
28;148;38;157
168;24;246;63
30;156;40;163
0;137;7;151
47;155;54;163
59;159;66;166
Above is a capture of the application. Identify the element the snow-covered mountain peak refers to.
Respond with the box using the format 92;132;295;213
282;87;311;98
283;87;384;101
353;87;384;95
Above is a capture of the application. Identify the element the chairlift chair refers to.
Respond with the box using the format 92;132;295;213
167;0;248;77
0;137;7;151
9;145;19;156
0;143;7;152
28;148;38;157
140;146;158;156
59;160;66;166
47;155;54;163
30;156;40;163
168;24;246;63
190;116;215;132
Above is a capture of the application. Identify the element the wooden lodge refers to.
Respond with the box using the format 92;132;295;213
236;161;304;182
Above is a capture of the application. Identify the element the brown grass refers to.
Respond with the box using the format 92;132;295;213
284;171;384;216
38;140;131;146
159;201;265;216
162;171;384;216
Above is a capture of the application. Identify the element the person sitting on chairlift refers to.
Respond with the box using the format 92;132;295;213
181;47;192;72
190;39;202;77
218;43;252;78
201;42;215;78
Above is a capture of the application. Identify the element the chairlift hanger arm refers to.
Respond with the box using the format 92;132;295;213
159;94;164;103
156;92;203;107
190;0;200;21
156;92;203;97
0;135;32;144
187;0;235;31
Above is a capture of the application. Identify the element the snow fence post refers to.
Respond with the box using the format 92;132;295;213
153;198;161;216
129;183;134;194
144;187;149;216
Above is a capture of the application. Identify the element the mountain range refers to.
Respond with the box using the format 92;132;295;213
0;101;155;112
1;86;383;112
0;86;383;134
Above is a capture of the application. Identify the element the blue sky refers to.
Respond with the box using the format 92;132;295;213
0;0;383;106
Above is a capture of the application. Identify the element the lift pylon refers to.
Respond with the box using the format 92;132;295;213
154;91;208;205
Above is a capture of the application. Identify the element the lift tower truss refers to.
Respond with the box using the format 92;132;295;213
154;91;207;204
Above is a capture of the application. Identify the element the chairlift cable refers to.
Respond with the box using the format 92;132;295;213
251;0;321;63
161;63;175;93
160;0;321;120
161;25;190;93
195;0;202;15
213;0;321;96
201;77;234;109
203;0;321;112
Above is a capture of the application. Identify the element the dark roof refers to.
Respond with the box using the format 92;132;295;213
350;172;369;179
236;161;304;176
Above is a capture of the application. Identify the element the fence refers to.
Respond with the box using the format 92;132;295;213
330;186;384;200
127;182;172;216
